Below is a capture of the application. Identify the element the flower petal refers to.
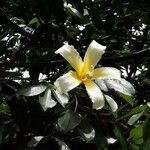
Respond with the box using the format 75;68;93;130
55;43;83;73
93;67;121;80
83;40;106;71
105;78;135;96
54;71;81;93
84;81;105;109
95;79;108;92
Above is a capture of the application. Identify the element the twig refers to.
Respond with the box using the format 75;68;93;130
102;48;150;63
0;48;149;69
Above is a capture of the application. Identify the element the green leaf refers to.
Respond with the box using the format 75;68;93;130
105;95;118;112
92;118;108;149
0;102;10;115
113;124;128;150
58;110;81;132
78;118;95;142
123;105;147;119
140;138;150;150
28;17;40;27
65;5;84;23
39;88;57;111
18;84;47;96
143;116;150;140
128;111;144;126
119;92;134;106
129;124;143;144
131;144;140;150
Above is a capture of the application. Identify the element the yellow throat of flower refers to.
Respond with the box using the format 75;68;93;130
77;65;94;83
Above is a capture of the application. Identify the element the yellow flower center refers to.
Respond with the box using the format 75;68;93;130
77;65;94;82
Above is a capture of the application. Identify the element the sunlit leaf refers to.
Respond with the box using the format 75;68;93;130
18;84;47;96
128;111;144;126
147;102;150;107
52;90;69;107
65;5;84;21
28;136;44;147
119;92;134;106
105;95;118;112
123;105;147;119
39;88;57;111
28;17;40;27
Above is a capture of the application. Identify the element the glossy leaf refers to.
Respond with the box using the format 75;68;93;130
123;105;147;119
113;124;128;150
78;118;95;142
129;124;143;144
52;90;69;107
105;95;118;112
18;84;47;97
65;5;84;23
118;92;134;106
58;110;81;132
39;88;57;111
128;111;144;126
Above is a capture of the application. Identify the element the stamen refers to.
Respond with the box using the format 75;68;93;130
90;65;94;70
86;72;93;79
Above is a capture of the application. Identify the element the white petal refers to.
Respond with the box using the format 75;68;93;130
39;89;57;111
83;40;106;71
105;95;118;112
93;67;121;80
105;79;135;96
84;81;105;109
54;71;81;93
53;90;69;107
119;79;135;95
95;80;108;92
55;44;83;73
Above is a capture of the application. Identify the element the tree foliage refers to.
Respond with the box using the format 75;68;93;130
0;0;150;149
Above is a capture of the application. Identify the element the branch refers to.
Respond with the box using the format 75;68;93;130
102;48;150;63
1;47;150;68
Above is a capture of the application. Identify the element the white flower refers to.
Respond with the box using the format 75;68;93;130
54;40;121;109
